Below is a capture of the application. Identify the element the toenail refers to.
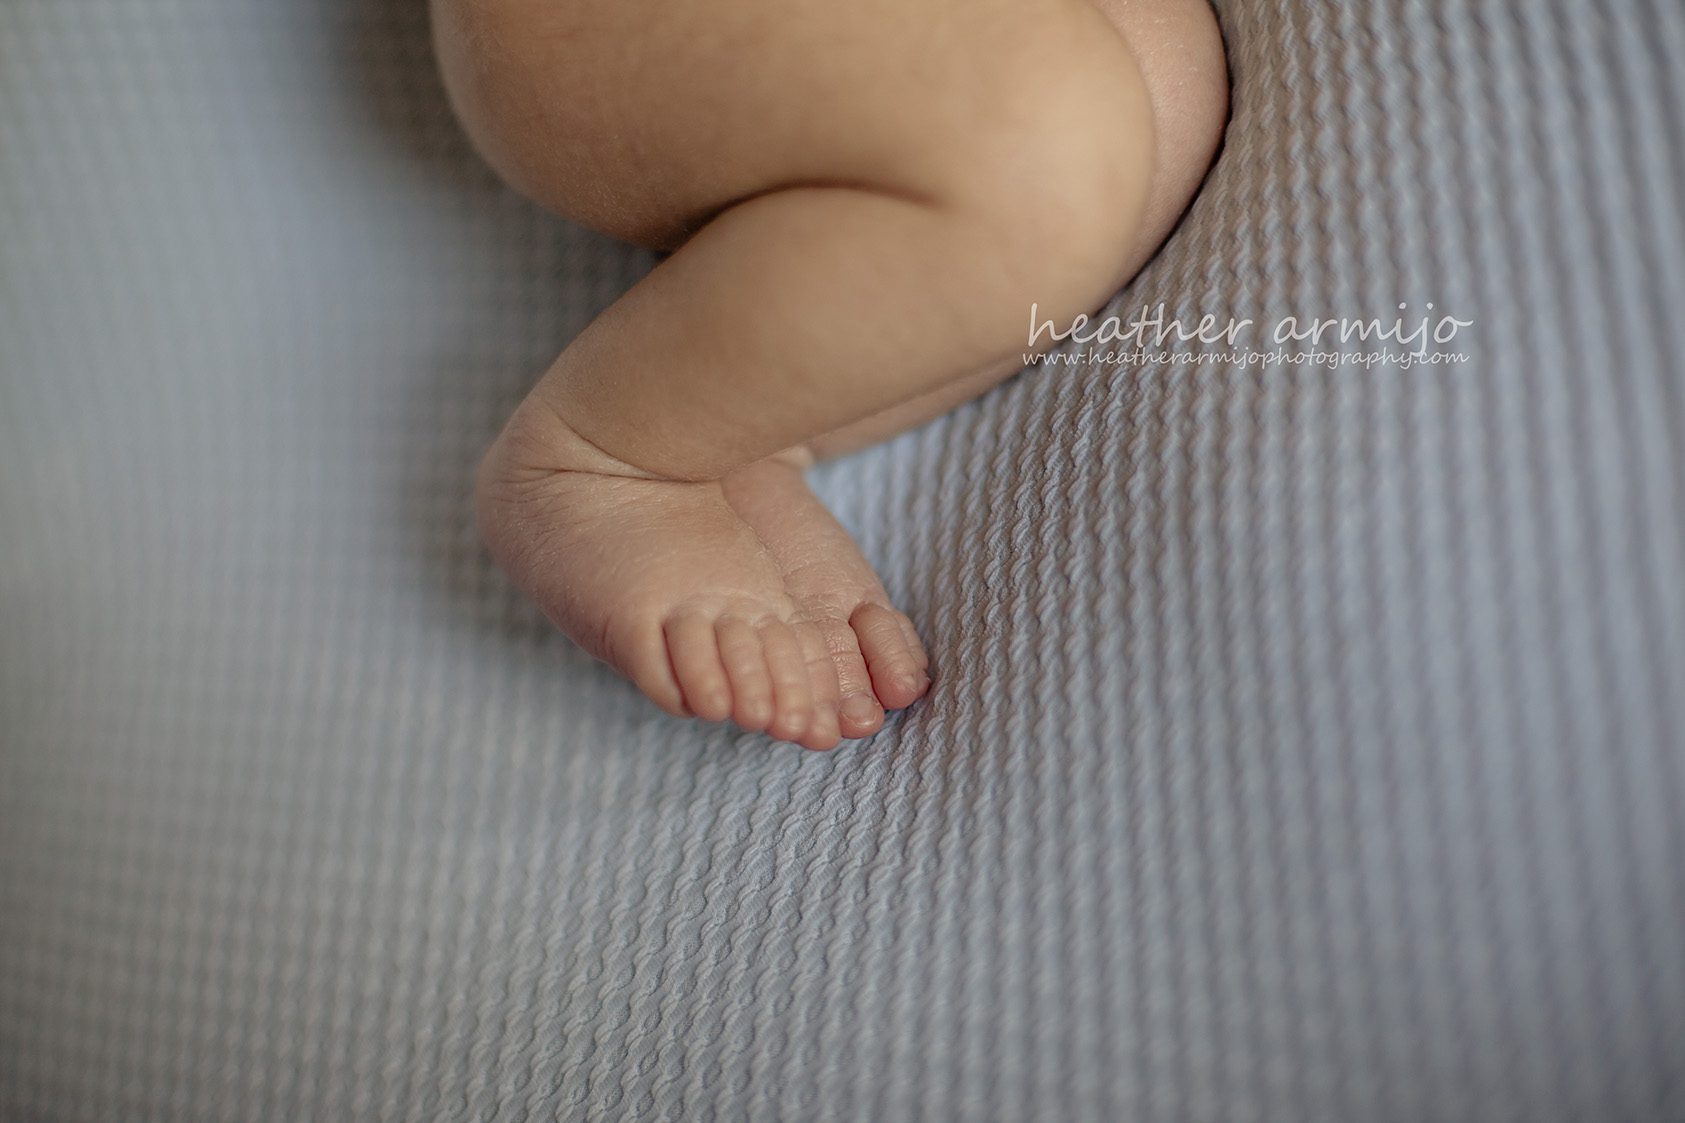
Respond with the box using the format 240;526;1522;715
895;670;928;695
840;693;882;725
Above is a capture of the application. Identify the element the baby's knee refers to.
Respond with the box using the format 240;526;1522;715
929;0;1227;327
1092;0;1230;257
933;16;1159;326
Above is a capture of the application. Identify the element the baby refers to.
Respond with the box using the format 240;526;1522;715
432;0;1228;748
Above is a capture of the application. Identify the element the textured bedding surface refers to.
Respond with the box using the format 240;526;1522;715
3;0;1683;1120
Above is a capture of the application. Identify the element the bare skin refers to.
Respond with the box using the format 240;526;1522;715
433;0;1227;748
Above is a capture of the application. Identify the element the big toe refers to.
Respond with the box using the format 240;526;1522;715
851;603;931;712
813;618;884;739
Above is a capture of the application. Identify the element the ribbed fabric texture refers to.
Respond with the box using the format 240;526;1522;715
2;0;1682;1119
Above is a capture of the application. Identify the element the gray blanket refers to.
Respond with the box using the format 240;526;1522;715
2;0;1682;1119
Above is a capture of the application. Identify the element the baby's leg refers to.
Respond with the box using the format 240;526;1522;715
435;0;1193;746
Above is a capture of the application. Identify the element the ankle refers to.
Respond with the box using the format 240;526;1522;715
486;397;667;486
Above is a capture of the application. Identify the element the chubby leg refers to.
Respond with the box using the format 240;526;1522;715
436;0;1220;746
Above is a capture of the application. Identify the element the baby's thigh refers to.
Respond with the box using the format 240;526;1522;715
432;0;1138;248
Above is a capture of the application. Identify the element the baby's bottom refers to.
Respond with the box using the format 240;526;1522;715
433;0;1227;747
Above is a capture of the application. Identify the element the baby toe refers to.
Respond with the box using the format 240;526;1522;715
852;602;930;712
665;613;732;723
801;707;842;751
716;617;775;732
758;621;815;743
793;622;845;750
793;622;841;711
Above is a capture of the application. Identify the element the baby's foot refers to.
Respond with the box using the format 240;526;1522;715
721;453;931;740
477;419;846;749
